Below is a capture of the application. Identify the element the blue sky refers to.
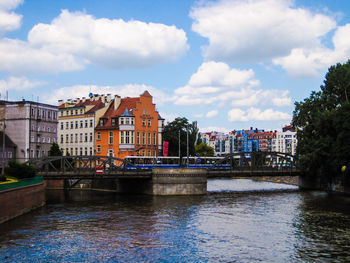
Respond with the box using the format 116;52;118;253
1;0;350;132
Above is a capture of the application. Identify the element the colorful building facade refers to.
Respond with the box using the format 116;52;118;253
95;91;163;159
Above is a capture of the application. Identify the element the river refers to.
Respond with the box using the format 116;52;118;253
1;179;350;262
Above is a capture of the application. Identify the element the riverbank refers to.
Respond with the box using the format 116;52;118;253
0;176;45;224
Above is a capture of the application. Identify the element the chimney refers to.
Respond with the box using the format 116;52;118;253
106;94;111;103
114;95;121;110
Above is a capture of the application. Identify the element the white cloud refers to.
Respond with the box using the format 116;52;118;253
0;76;45;95
206;110;218;118
273;24;350;78
0;0;22;33
190;0;336;63
228;107;291;122
174;61;291;107
28;10;189;69
159;112;178;123
199;126;231;133
42;84;173;107
0;9;188;74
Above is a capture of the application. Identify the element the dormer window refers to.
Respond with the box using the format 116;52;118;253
131;118;134;125
111;118;116;126
126;118;130;125
99;119;105;126
120;117;124;125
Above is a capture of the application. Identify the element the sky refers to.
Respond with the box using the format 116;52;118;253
1;0;350;133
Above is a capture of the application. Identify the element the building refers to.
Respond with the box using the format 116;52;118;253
58;94;111;156
249;131;276;152
0;100;58;161
274;128;297;156
95;91;163;158
0;131;17;169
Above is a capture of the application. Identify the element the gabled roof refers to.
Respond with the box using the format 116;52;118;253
141;90;152;97
121;107;134;117
96;97;140;129
158;113;165;120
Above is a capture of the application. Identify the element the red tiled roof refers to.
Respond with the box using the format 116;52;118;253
96;97;140;129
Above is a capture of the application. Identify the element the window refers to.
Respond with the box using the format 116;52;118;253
31;150;34;158
153;132;156;145
80;148;83;155
90;133;93;142
75;110;78;115
111;118;116;126
90;147;93;156
109;132;113;144
148;133;151;145
142;132;145;145
66;122;69;129
108;149;114;157
48;137;51;143
80;109;83;114
90;119;93;127
126;118;130;125
48;111;51;119
120;131;125;144
120;117;124;125
97;132;101;140
75;134;78;143
131;118;134;125
31;108;35;116
61;123;63;130
75;121;78;129
131;131;134;144
85;120;88;128
97;145;101;153
71;134;73;143
125;131;130;144
75;148;78;155
70;121;73;129
85;147;88;156
31;136;34;142
66;134;69;143
80;121;83;128
148;119;151;127
148;150;151;156
137;132;140;144
80;133;83;142
48;127;51;132
85;133;88;142
142;119;146;126
42;150;45;157
8;152;12;158
61;135;63;143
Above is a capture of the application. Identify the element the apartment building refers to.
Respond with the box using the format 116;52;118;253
95;91;163;158
58;94;111;156
0;100;58;161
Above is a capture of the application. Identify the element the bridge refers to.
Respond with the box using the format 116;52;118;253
29;152;300;195
29;152;300;179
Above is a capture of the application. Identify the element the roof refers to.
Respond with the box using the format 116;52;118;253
96;97;140;129
121;107;134;117
141;90;152;97
158;113;165;120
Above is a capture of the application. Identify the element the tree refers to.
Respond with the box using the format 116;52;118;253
195;142;214;157
292;60;350;183
163;117;201;157
48;142;63;157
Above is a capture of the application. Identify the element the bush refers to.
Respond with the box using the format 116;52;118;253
5;160;37;179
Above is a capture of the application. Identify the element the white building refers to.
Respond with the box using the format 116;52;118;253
58;94;111;156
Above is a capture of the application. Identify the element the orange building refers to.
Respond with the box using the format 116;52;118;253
95;91;164;159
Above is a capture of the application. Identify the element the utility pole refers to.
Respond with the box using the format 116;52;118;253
2;117;5;176
187;125;189;167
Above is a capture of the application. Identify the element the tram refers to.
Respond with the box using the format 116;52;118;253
124;156;228;169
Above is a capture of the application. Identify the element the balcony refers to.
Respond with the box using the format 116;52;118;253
119;144;135;150
119;124;134;131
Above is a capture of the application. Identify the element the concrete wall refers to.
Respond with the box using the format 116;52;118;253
150;168;207;195
0;183;45;224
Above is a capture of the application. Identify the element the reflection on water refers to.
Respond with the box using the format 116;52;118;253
0;179;349;262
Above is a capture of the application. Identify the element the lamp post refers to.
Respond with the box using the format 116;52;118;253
186;124;189;168
2;117;5;176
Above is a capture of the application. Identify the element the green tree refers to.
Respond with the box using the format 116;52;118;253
195;142;214;157
292;60;350;183
163;117;201;157
48;142;63;156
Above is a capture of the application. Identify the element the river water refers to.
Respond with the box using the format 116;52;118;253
1;179;350;262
